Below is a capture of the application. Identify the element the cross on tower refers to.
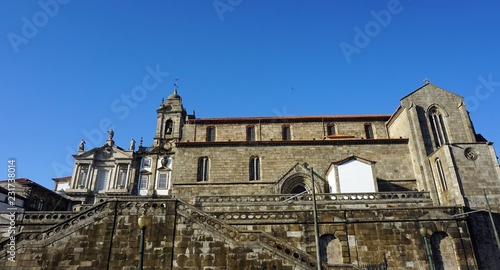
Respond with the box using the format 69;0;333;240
174;77;180;90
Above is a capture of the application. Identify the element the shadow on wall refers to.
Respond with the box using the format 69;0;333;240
377;178;416;192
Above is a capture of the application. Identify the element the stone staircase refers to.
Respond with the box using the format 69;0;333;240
2;193;426;269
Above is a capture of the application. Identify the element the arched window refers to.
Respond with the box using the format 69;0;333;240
249;156;260;180
327;123;336;136
206;126;216;142
429;107;449;147
435;158;447;191
197;157;209;181
165;119;173;134
282;125;291;140
246;126;255;141
364;123;374;139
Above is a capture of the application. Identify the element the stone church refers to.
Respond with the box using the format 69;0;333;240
2;82;500;269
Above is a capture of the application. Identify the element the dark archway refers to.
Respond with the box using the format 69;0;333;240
290;185;307;194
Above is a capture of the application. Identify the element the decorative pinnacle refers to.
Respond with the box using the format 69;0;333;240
424;78;430;84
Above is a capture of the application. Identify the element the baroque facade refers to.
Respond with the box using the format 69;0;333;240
2;82;500;269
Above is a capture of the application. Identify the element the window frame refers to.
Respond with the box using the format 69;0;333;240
249;156;261;181
364;123;374;139
139;174;149;190
246;125;256;141
327;123;336;136
206;126;216;142
157;172;169;189
282;125;291;141
197;157;209;181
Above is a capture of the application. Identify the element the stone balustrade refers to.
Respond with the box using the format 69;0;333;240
196;191;431;205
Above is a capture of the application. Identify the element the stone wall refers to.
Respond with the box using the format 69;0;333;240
0;197;480;269
173;140;415;199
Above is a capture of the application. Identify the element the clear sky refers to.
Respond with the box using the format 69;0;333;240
1;1;499;190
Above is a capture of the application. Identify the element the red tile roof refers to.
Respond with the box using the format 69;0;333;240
188;114;391;124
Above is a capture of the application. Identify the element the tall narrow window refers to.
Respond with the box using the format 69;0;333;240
197;157;209;181
78;166;88;188
249;156;261;180
95;170;110;192
435;158;447;191
364;124;374;139
158;173;169;189
139;175;149;189
117;166;127;188
327;124;336;136
165;119;173;134
282;125;291;140
206;126;216;141
429;107;449;147
246;126;255;141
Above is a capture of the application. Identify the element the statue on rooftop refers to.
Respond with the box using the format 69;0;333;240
130;138;136;151
108;129;114;140
79;139;85;151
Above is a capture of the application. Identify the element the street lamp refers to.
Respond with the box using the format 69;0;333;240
138;213;152;270
419;227;435;270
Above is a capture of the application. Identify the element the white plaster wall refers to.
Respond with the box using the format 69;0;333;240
337;160;375;193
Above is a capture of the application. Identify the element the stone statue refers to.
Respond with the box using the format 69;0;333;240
79;139;85;151
130;138;136;151
108;129;114;140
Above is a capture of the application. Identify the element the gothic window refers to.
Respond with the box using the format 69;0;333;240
38;199;44;210
165;119;173;134
282;125;291;140
30;196;38;209
139;175;149;189
327;123;336;136
95;170;110;192
158;173;169;189
364;123;374;139
206;126;216;142
435;158;447;191
246;126;255;141
249;156;261;180
429;107;449;147
197;157;209;181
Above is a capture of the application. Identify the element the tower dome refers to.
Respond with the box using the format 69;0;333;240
167;89;181;100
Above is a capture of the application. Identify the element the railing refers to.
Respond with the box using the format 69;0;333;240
177;200;340;269
196;191;431;204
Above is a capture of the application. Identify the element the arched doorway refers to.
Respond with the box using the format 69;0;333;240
281;175;310;194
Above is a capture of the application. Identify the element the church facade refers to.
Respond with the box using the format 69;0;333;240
2;83;500;269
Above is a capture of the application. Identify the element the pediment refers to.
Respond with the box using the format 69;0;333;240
73;144;133;161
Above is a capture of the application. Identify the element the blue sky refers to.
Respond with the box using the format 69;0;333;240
2;1;500;190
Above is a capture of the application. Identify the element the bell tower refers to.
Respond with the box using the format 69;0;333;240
153;84;186;148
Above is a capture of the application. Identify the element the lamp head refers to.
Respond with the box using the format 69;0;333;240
138;214;152;228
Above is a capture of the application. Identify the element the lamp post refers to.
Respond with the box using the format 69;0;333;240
138;213;152;270
310;167;322;270
419;227;435;270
